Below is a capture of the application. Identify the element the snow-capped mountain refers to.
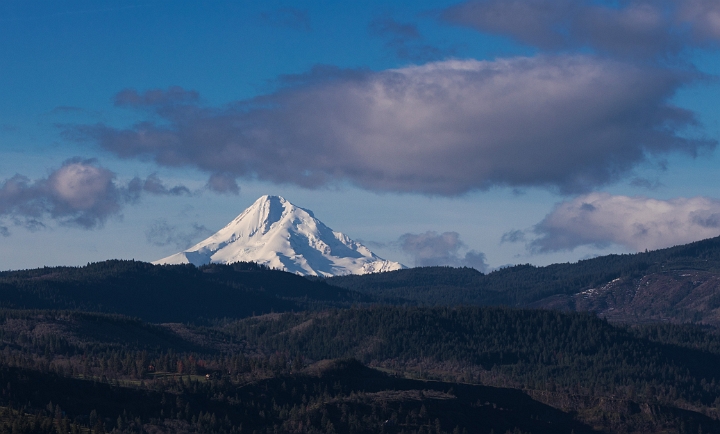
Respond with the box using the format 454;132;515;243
153;195;406;276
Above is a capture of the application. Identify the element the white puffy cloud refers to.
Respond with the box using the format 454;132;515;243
531;193;720;252
0;159;191;232
0;159;121;229
49;162;116;211
69;55;711;195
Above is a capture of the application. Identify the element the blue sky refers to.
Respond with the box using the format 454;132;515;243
1;0;720;271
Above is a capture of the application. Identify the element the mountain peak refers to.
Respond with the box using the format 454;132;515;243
153;195;405;276
245;194;314;221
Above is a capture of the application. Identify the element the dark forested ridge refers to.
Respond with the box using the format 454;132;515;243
5;234;720;325
0;260;370;323
3;236;720;432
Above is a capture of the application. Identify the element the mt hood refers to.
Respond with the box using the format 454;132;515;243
153;195;405;276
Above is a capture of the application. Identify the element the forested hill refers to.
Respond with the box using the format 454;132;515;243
226;306;720;410
3;244;720;431
0;260;369;323
4;234;720;325
326;235;720;310
3;306;720;433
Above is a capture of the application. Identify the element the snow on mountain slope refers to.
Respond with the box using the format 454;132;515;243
153;195;406;276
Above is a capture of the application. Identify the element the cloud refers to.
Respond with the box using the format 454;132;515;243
145;219;212;249
15;218;45;232
530;193;720;252
0;159;122;229
368;16;448;62
0;159;191;233
259;7;311;32
398;231;488;272
206;173;239;195
50;162;125;227
441;0;720;58
114;86;199;108
630;177;664;190
500;229;526;244
462;250;490;272
127;173;191;200
677;0;720;42
67;55;712;195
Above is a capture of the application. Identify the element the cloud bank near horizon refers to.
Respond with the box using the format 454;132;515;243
509;193;720;253
398;231;488;272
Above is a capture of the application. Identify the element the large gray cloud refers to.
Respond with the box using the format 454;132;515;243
68;55;711;195
398;231;488;272
528;193;720;252
442;0;720;58
0;159;190;232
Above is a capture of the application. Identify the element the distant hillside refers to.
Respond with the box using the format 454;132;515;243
327;235;720;325
3;306;720;433
226;306;720;406
0;260;369;323
216;306;720;432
